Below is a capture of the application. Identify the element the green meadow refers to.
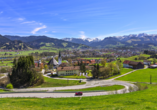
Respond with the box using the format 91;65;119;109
107;68;133;79
33;77;86;88
116;68;157;83
55;85;124;92
0;84;157;110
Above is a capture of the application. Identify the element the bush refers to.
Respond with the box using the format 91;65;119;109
6;83;13;89
59;75;64;78
1;68;6;73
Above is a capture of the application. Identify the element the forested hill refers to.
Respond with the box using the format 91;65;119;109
1;35;90;50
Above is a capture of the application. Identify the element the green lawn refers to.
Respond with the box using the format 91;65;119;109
33;77;86;88
1;84;157;109
0;89;11;92
55;85;124;92
62;75;86;79
79;57;103;60
107;68;133;79
116;68;157;82
120;54;151;62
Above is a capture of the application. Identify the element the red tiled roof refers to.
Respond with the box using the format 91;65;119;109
123;60;131;64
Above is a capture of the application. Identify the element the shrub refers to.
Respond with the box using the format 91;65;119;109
59;76;64;78
6;83;13;89
1;68;6;73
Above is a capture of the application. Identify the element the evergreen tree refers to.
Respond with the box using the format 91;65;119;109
9;56;44;88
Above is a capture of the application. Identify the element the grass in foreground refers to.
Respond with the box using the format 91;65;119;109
33;77;86;88
1;84;157;110
55;85;124;92
116;68;157;82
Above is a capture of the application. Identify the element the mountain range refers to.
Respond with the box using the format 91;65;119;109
0;35;90;50
62;33;157;49
1;33;157;50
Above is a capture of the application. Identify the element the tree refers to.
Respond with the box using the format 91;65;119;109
44;64;48;72
101;59;106;67
100;67;111;79
153;58;156;64
116;60;122;73
68;59;72;66
9;56;44;88
96;64;100;78
107;62;114;76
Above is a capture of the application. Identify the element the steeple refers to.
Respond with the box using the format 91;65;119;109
59;51;61;58
58;51;62;65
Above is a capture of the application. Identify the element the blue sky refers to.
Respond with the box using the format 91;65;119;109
0;0;157;39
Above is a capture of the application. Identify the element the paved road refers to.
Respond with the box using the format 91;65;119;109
0;69;139;98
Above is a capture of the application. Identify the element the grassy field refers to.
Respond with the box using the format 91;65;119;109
79;57;104;60
120;54;151;62
62;75;86;79
116;68;157;82
0;84;157;109
55;85;124;92
33;77;86;88
0;61;13;66
107;68;133;79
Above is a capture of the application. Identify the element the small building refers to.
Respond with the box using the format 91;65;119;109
143;60;151;65
128;61;144;69
123;60;133;68
34;60;44;68
123;60;144;69
149;64;157;68
57;66;80;76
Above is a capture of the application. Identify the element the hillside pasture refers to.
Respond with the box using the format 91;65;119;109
116;68;157;83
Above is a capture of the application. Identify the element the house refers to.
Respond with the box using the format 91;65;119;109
123;60;133;68
149;64;157;68
143;60;151;65
57;66;80;76
34;60;44;68
128;61;144;69
123;60;144;69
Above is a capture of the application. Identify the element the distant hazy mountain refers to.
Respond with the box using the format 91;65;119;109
4;35;47;42
62;33;157;48
62;38;101;45
3;35;90;50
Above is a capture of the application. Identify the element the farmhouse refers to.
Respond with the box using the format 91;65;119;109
123;60;133;68
57;66;80;76
129;61;144;69
123;60;144;69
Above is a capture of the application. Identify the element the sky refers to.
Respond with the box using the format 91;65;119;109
0;0;157;39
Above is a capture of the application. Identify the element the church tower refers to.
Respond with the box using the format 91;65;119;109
58;51;62;65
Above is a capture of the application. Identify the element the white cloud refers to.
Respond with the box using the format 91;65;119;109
31;25;47;34
79;31;87;39
0;11;3;14
18;18;25;21
21;21;35;24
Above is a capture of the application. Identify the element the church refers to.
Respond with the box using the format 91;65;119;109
47;51;62;68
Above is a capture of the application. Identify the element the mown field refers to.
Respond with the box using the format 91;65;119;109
116;68;157;83
0;84;157;110
55;85;124;92
33;77;86;88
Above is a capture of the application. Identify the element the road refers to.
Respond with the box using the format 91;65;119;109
0;69;140;98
